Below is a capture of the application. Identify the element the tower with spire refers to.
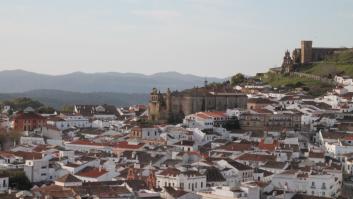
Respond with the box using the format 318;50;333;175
281;50;295;74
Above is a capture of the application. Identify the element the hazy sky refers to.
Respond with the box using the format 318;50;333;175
0;0;352;77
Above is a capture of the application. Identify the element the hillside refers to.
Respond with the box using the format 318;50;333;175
0;70;223;93
263;50;353;96
0;90;149;108
263;73;332;96
299;50;353;77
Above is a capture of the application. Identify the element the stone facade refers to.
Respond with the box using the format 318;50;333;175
148;87;247;123
239;111;301;131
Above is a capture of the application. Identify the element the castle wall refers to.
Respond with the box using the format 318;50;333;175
311;48;347;62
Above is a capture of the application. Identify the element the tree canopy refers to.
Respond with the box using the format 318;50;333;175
1;97;43;111
230;73;245;86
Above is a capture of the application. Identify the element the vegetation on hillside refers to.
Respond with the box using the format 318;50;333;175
263;50;353;96
1;97;43;111
300;50;353;77
0;97;56;114
263;73;333;97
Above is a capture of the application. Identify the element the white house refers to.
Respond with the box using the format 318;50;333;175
216;159;253;184
335;75;353;86
271;170;341;198
24;157;55;182
64;140;112;153
156;167;206;192
47;114;91;130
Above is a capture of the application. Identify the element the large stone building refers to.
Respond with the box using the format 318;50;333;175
239;109;301;131
148;87;247;123
281;40;350;73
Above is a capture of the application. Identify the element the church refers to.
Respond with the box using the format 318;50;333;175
148;87;248;123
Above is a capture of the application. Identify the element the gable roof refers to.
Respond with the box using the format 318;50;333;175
227;160;252;171
165;187;189;198
56;174;82;183
75;167;108;178
236;153;275;162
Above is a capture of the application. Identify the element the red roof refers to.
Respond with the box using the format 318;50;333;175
115;141;145;149
217;142;253;151
33;144;51;152
76;167;108;178
236;153;275;162
195;113;210;120
69;140;106;147
159;168;181;177
196;112;226;119
344;134;353;141
11;151;43;160
258;138;278;151
13;111;46;120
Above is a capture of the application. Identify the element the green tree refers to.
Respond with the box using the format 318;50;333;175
223;117;240;130
7;109;13;116
230;73;245;86
8;171;31;190
2;97;43;111
59;105;74;113
37;106;55;114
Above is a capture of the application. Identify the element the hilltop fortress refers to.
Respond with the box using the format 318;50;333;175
148;87;247;123
280;40;350;73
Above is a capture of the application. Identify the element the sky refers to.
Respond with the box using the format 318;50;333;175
0;0;352;78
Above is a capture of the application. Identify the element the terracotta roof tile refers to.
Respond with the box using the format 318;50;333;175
75;167;108;178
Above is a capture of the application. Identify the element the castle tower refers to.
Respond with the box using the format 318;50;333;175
301;40;313;64
148;88;161;121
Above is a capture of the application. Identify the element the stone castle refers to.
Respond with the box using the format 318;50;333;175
281;40;349;73
148;87;248;123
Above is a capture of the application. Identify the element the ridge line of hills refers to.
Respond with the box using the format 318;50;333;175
0;70;226;108
0;89;149;108
0;69;225;93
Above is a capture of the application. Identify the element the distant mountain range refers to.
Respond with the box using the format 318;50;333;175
0;89;149;108
0;70;224;93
